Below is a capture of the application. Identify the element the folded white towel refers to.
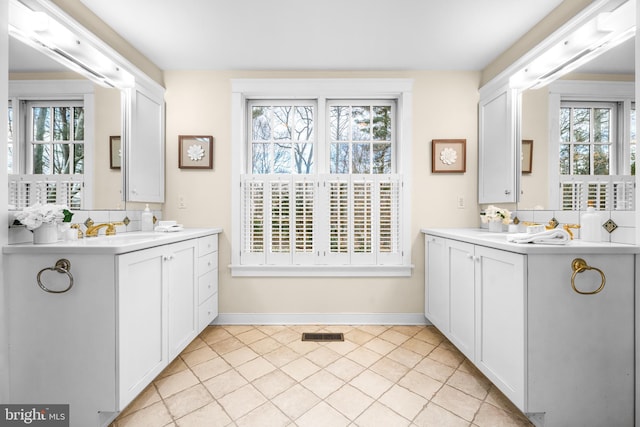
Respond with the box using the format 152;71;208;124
506;228;570;245
154;224;184;232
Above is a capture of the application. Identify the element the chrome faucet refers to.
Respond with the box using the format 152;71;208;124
85;222;124;237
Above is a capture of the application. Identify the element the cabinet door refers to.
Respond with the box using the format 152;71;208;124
117;246;167;409
167;240;198;358
474;246;525;409
478;84;518;203
424;235;448;331
447;240;475;361
124;80;165;203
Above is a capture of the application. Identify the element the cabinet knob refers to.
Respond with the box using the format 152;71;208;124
504;190;511;195
466;254;473;260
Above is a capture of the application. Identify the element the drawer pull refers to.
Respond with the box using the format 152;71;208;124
571;258;606;295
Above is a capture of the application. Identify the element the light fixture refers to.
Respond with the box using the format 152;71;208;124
509;0;635;90
8;0;135;88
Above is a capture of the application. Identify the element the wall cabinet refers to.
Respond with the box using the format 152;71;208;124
478;83;519;203
424;231;634;426
124;81;165;203
5;231;219;427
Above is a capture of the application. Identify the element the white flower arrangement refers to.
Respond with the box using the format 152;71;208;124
14;203;73;230
481;205;512;225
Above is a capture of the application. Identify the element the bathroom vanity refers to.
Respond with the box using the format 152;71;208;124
3;228;222;427
422;228;638;427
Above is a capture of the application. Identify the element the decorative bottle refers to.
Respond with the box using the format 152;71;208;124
141;204;154;232
580;202;601;242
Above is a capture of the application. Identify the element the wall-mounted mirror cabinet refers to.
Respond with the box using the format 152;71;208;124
7;0;165;210
479;0;635;212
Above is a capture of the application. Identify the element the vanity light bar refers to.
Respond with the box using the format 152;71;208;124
8;0;133;89
509;0;635;90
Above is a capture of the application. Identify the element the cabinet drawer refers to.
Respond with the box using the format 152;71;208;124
198;269;218;303
198;235;218;256
198;292;218;331
198;252;217;274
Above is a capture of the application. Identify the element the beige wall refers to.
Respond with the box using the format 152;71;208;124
520;87;551;209
163;70;481;316
93;86;123;209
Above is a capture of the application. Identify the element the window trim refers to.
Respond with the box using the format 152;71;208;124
548;80;635;210
9;80;94;208
230;79;413;277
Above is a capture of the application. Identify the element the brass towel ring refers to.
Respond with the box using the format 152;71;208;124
571;258;606;295
37;259;74;294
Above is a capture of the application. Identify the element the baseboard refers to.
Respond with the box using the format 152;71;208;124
212;312;430;326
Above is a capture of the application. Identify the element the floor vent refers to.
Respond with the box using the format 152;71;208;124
301;332;344;342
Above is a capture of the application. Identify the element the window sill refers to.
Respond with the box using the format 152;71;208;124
230;264;414;277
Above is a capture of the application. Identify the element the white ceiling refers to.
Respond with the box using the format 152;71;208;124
77;0;568;71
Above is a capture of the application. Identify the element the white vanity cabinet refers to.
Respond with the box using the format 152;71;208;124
3;229;221;427
197;235;219;331
423;229;635;427
425;235;524;404
473;245;525;408
117;239;198;407
424;235;448;332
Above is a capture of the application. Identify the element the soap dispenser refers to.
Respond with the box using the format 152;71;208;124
141;204;154;232
580;201;601;242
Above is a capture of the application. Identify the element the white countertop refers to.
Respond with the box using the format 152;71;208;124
421;228;640;255
3;228;223;255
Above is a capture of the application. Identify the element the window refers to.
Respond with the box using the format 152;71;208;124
27;101;85;175
559;102;616;176
8;80;93;210
549;81;635;211
231;79;412;276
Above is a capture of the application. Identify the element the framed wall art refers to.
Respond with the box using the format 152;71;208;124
522;139;533;174
110;136;121;169
432;139;466;173
179;135;214;169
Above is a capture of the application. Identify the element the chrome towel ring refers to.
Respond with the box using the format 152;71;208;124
37;259;74;294
571;258;606;295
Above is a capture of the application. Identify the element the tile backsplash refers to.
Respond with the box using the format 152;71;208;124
512;209;636;245
8;209;162;244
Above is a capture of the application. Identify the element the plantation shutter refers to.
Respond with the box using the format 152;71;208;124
8;174;84;209
293;176;316;265
241;177;266;265
267;177;291;264
559;175;635;211
351;176;375;265
377;176;403;264
323;175;351;265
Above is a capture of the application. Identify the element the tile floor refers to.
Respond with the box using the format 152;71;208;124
110;325;532;427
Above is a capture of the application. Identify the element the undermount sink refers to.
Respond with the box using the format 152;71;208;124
82;232;169;245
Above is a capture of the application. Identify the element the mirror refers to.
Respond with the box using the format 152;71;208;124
8;35;124;210
518;35;635;210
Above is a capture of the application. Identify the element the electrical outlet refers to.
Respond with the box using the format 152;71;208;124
457;196;465;209
178;195;186;209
